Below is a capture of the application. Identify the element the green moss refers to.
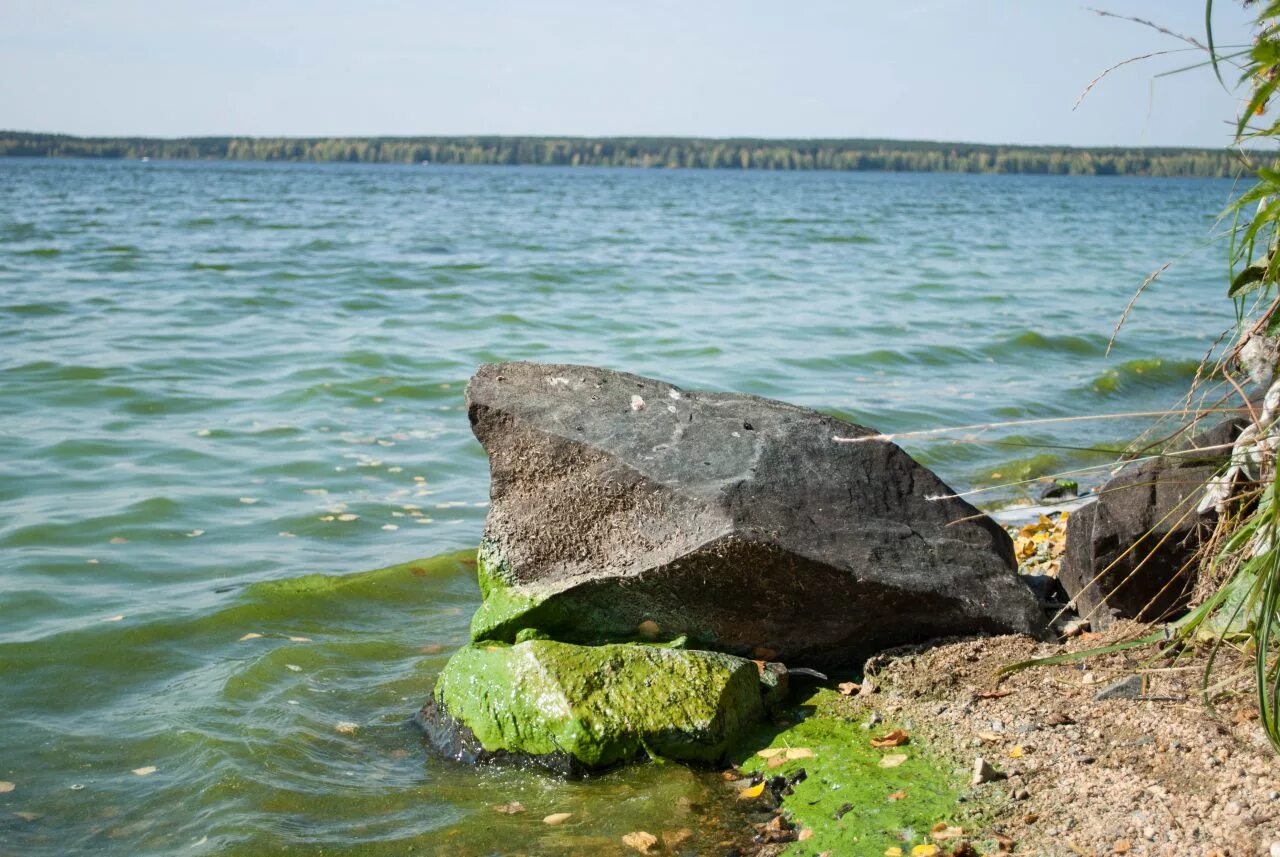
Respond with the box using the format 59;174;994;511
736;689;972;855
468;541;565;642
434;639;767;768
468;541;716;648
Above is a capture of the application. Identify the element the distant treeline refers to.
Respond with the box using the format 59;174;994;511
0;131;1260;177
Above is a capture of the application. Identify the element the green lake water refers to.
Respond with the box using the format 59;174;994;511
0;159;1240;854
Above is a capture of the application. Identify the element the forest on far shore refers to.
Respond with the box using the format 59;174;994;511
0;131;1256;177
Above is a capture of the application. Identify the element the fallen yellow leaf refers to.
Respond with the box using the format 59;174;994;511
785;747;814;760
878;753;908;768
621;830;658;854
885;849;904;857
738;781;766;799
756;747;786;759
1008;745;1025;759
930;821;963;840
870;729;909;748
543;812;572;825
912;846;939;856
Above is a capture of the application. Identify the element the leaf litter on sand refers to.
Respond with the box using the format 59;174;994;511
542;812;572;825
878;753;908;768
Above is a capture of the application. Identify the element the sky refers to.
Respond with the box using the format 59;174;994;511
0;1;1260;147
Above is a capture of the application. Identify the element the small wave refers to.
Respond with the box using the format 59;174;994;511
1;222;42;241
813;234;877;244
18;247;61;257
431;262;486;272
1084;357;1202;396
984;330;1109;358
191;261;233;271
8;361;113;380
1;302;70;317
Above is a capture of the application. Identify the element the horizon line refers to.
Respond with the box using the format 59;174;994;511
0;129;1243;154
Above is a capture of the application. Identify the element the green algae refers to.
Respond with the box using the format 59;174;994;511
468;540;714;648
736;688;973;856
468;540;563;642
433;639;767;768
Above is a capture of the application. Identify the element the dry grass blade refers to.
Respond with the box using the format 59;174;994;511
1107;263;1172;356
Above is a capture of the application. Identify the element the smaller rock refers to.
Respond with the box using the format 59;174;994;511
1012;788;1031;801
1040;479;1079;501
1094;675;1144;701
972;756;1007;785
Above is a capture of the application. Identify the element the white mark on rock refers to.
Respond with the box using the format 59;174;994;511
631;395;646;411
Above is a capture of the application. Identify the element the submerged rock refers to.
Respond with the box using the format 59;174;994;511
1060;416;1243;628
419;639;779;771
465;361;1045;668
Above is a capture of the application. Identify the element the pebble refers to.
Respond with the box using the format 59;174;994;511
1094;674;1144;700
972;756;1006;785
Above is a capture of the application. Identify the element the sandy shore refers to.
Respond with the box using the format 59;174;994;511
856;626;1280;856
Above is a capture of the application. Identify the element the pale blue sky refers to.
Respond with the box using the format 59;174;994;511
0;1;1259;146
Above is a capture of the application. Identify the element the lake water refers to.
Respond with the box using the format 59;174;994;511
0;159;1240;855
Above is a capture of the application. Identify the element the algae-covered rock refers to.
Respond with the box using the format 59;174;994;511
465;361;1045;668
419;639;772;771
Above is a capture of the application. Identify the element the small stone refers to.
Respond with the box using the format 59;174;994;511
1094;675;1144;700
972;756;1006;785
1012;788;1030;801
1268;841;1280;857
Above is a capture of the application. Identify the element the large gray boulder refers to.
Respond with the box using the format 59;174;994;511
1060;416;1243;628
464;362;1046;668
